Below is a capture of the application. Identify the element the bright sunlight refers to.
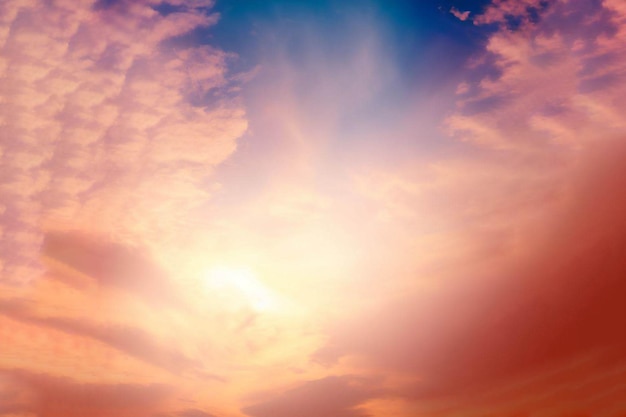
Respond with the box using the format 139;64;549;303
202;266;278;312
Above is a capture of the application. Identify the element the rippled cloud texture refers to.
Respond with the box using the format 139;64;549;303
1;0;626;416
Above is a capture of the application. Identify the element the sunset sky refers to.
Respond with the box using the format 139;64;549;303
1;0;626;416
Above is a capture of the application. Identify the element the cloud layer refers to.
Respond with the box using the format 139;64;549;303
2;0;626;416
0;0;247;285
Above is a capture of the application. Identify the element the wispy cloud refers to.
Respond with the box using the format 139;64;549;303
450;7;470;22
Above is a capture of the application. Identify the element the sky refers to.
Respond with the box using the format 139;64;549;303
1;0;626;416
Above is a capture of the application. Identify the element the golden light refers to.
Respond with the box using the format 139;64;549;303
202;266;278;312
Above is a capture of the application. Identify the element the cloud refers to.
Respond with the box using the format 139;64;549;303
3;0;626;416
154;409;219;417
450;7;470;22
0;369;171;417
0;0;247;285
310;1;626;415
242;376;382;417
473;0;549;26
0;297;197;372
0;1;250;413
314;139;626;415
177;409;218;417
448;0;626;150
41;231;180;305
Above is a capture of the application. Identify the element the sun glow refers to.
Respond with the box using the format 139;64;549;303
202;266;278;312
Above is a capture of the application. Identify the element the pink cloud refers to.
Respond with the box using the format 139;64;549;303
0;0;247;285
309;1;626;415
1;369;171;417
0;296;197;372
450;7;470;22
0;1;249;415
242;375;383;417
451;0;626;148
474;0;546;26
3;0;626;416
